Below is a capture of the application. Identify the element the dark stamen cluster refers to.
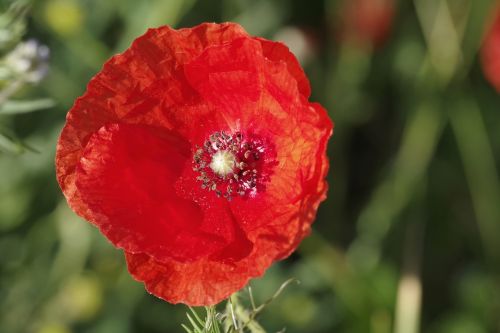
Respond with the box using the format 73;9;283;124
192;131;265;200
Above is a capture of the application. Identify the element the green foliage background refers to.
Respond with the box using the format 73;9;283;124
1;0;499;332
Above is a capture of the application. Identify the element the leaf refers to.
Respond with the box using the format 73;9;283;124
0;127;38;154
0;98;55;114
461;0;496;62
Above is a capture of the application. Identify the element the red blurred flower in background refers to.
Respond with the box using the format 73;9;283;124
481;5;500;93
55;23;332;305
337;0;395;49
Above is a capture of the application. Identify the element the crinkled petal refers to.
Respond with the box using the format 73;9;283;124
184;37;263;113
180;33;332;255
56;23;250;224
228;63;332;258
256;37;311;98
125;223;293;305
75;123;230;262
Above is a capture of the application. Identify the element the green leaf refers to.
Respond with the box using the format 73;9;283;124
0;98;55;114
461;0;497;64
0;127;38;154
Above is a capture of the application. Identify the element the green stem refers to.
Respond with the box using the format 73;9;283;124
227;293;266;333
349;101;445;271
449;97;500;266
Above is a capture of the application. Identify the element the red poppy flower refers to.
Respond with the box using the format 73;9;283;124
55;22;332;306
481;5;500;92
337;0;395;49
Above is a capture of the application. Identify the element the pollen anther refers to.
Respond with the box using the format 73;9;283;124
192;131;270;200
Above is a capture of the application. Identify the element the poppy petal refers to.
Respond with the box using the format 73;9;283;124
75;123;228;262
125;224;291;306
256;37;311;98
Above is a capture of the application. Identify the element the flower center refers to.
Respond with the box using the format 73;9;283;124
192;131;272;200
209;150;236;177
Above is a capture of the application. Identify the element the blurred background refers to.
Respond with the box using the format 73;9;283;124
1;0;500;332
